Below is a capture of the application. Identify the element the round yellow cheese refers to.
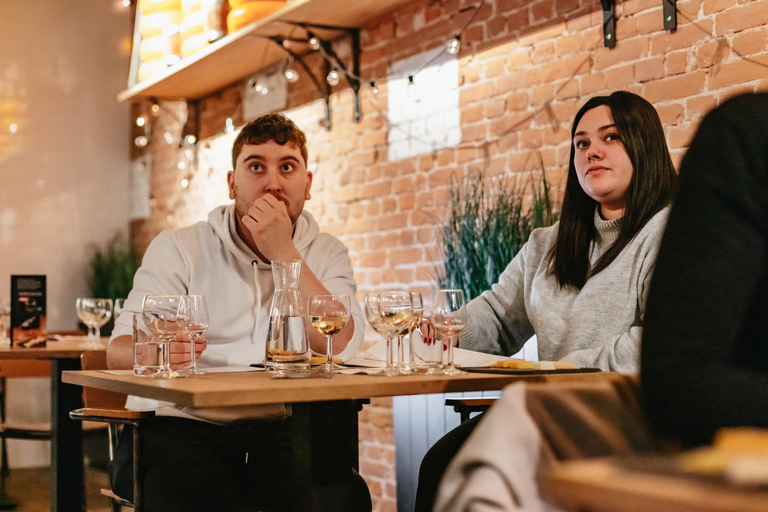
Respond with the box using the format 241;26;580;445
138;59;168;82
181;33;208;58
227;1;284;32
139;10;184;38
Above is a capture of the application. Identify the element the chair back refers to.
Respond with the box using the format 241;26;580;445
80;351;127;410
0;360;50;378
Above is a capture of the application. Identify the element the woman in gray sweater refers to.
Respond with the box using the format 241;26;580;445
458;90;677;373
416;90;677;511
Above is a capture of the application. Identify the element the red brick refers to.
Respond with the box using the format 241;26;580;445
459;81;495;106
702;0;736;15
483;98;506;118
642;71;706;102
487;16;507;38
668;122;698;148
634;57;664;82
686;94;718;120
709;56;768;89
437;149;456;166
580;71;606;95
357;251;386;268
531;0;554;22
540;53;591;82
389;248;423;265
520;22;565;46
621;0;659;15
593;38;649;71
379;213;410;230
650;20;712;54
616;16;638;40
485;58;506;78
555;0;580;15
696;39;731;70
732;26;768;55
636;8;664;35
531;41;556;64
656;103;685;126
715;1;768;34
664;50;689;76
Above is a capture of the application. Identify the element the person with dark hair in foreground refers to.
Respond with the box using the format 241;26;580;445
416;91;677;511
642;93;768;449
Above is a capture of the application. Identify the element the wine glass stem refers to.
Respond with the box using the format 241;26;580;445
94;325;101;342
325;335;333;372
397;335;404;369
386;337;394;370
447;335;455;369
189;335;197;371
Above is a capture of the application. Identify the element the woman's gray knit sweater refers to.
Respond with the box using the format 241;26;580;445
459;208;669;373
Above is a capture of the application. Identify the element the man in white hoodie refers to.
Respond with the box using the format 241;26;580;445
106;114;370;511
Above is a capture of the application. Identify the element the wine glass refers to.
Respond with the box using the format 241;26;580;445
401;292;424;373
76;298;113;347
430;289;467;375
364;291;412;377
178;295;209;376
307;295;351;375
141;295;185;378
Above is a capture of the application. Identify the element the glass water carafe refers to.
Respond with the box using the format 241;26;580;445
265;260;310;377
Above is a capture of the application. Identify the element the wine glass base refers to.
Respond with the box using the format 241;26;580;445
442;366;464;375
177;367;206;376
312;362;342;376
370;366;401;377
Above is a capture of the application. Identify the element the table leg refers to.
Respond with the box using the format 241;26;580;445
50;358;84;512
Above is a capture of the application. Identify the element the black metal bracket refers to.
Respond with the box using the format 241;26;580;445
600;0;616;48
663;0;677;32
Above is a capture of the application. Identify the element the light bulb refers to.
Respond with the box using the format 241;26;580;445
327;69;340;86
447;36;461;55
122;0;131;7
8;123;18;134
134;135;148;147
164;131;174;144
284;68;299;83
185;134;196;145
225;118;234;133
259;84;268;95
282;39;291;49
136;116;146;127
370;81;378;95
408;75;415;87
177;161;186;170
308;36;320;50
180;178;189;188
184;148;193;158
151;103;160;114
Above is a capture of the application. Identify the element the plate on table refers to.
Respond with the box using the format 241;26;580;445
460;366;602;375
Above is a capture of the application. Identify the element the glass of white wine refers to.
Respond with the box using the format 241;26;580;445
400;292;424;373
307;294;351;375
178;295;209;376
76;298;113;347
364;291;412;377
430;289;467;375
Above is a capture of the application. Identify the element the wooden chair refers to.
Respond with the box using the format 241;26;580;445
69;351;154;511
0;359;109;492
444;397;498;423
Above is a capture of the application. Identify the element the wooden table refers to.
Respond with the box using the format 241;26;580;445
63;368;615;510
0;339;106;512
545;457;768;512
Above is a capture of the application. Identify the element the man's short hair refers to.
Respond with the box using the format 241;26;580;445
231;113;309;170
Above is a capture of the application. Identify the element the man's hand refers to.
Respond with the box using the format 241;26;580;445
241;194;300;262
167;333;207;370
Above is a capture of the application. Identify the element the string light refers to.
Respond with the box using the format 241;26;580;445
122;0;131;7
225;118;234;133
8;123;18;134
447;36;461;55
164;131;174;144
149;196;158;207
308;34;320;50
134;135;148;147
180;178;189;188
151;102;160;114
185;134;196;145
184;148;193;158
252;82;269;95
177;161;187;170
136;116;146;127
327;69;340;86
284;68;299;83
370;81;379;95
408;75;415;87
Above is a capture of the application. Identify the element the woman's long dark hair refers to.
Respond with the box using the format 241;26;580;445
550;91;677;288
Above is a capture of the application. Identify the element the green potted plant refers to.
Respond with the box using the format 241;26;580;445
436;159;558;300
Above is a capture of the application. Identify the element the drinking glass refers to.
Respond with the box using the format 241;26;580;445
430;289;467;375
307;294;351;375
141;295;184;378
400;292;424;373
364;291;412;377
76;298;113;347
178;295;209;376
0;298;10;345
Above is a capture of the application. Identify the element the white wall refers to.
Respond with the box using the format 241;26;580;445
0;0;132;467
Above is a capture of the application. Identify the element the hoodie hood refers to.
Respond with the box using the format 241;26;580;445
207;204;321;268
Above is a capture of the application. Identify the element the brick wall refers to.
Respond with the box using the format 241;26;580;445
129;0;768;509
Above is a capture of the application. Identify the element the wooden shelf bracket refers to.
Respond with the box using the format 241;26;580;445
663;0;677;32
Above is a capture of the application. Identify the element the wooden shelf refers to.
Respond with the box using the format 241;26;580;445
118;0;413;102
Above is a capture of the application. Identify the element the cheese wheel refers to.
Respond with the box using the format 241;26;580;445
138;59;168;82
139;0;182;14
140;33;182;62
181;33;209;58
181;0;202;14
180;11;205;39
139;10;184;38
228;0;283;8
226;1;284;32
